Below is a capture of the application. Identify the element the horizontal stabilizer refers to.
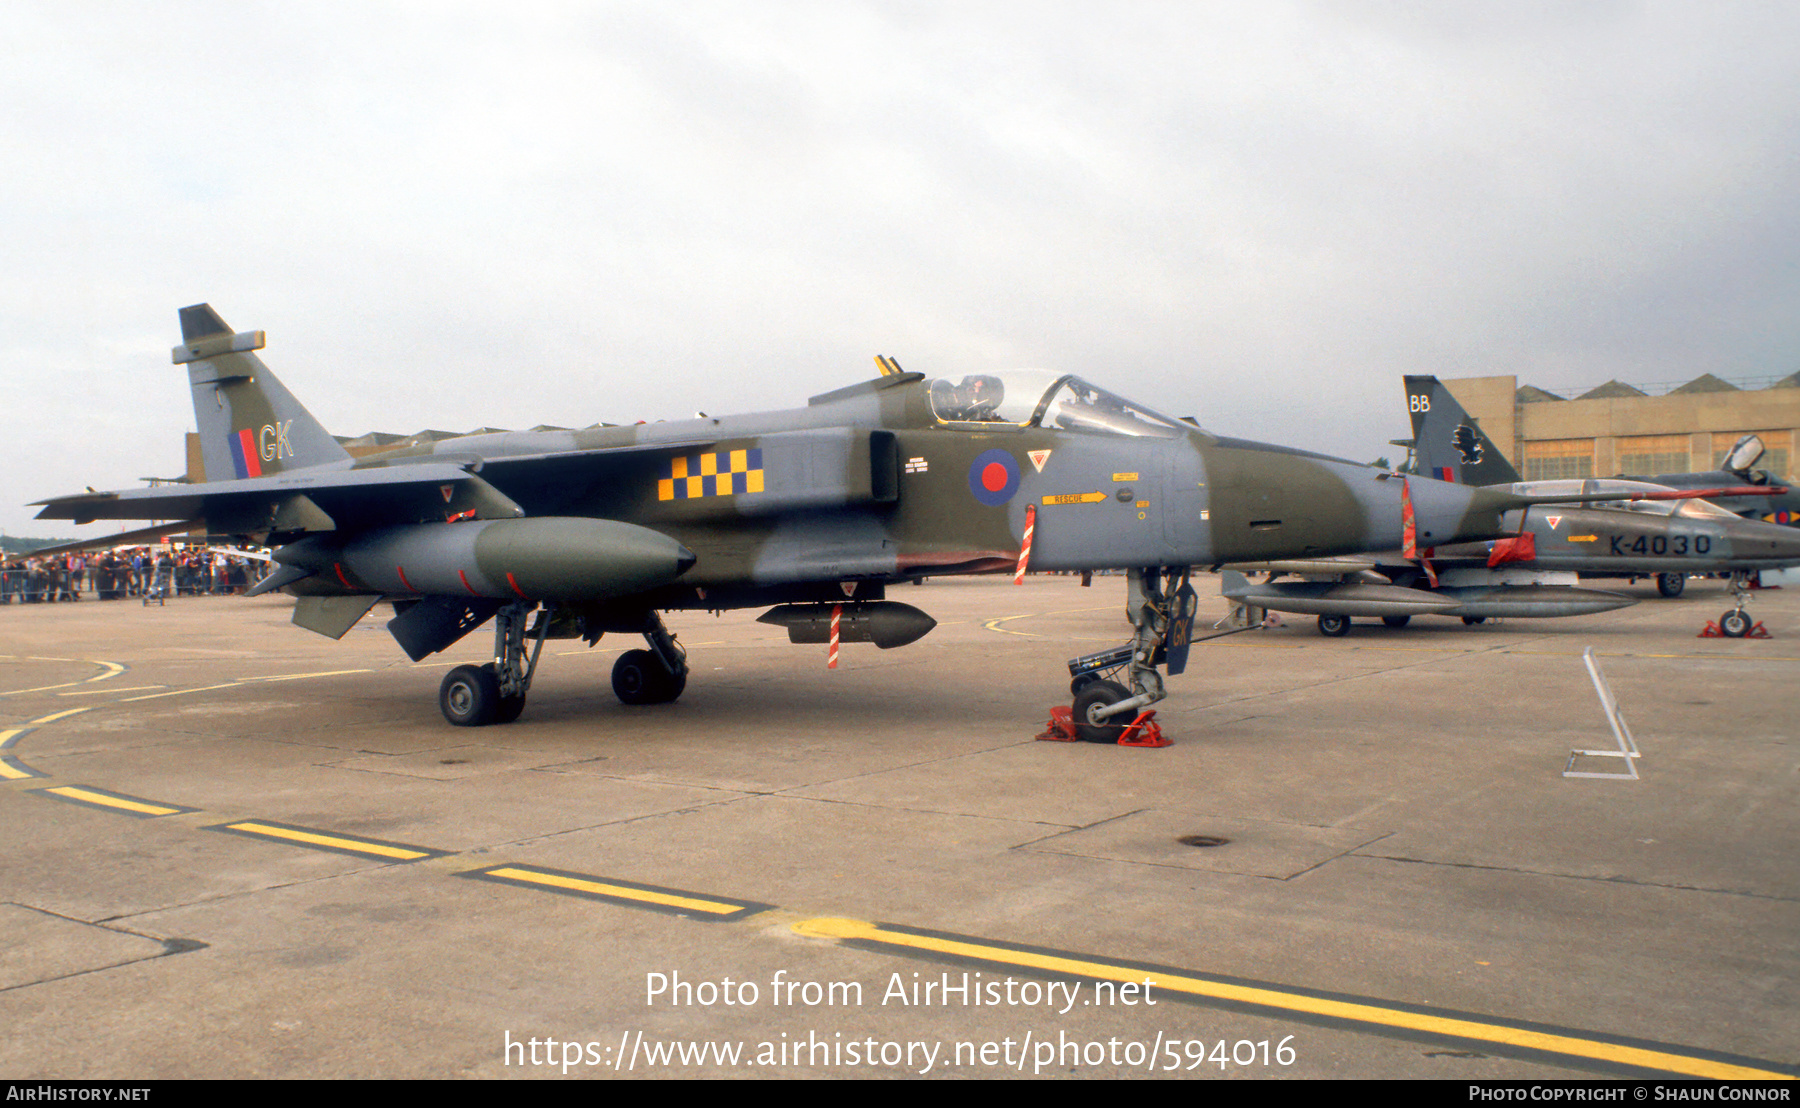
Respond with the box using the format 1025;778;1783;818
26;519;206;558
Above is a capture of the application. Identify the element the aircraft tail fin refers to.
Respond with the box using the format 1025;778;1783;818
174;304;350;482
1404;376;1521;486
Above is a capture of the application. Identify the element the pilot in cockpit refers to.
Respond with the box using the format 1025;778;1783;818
930;375;1006;422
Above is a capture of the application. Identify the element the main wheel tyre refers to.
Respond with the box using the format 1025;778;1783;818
612;650;659;704
1072;679;1132;744
1719;609;1752;638
1317;614;1351;637
1462;616;1487;626
1381;615;1410;628
441;664;501;727
613;649;684;705
1070;674;1097;698
1657;573;1686;598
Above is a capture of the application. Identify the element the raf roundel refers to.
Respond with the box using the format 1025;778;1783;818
967;449;1020;507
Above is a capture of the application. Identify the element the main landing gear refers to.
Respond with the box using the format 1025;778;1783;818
1050;567;1185;746
438;605;693;725
611;610;689;705
441;601;548;726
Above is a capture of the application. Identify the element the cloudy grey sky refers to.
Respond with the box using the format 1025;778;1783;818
5;1;1797;539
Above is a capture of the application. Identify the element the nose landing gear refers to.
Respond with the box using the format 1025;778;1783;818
1701;572;1770;638
1041;567;1194;747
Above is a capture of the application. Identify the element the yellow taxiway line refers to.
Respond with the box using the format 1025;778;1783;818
36;784;192;817
793;917;1793;1081
463;863;768;921
212;820;442;862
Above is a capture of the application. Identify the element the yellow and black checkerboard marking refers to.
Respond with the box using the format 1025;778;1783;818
33;784;196;819
209;820;445;862
460;863;769;921
658;448;764;501
792;917;1797;1080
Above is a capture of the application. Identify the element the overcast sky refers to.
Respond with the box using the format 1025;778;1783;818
5;1;1798;540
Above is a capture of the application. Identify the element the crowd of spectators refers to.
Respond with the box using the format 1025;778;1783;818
0;546;263;603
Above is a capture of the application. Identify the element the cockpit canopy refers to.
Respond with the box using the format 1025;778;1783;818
926;371;1187;438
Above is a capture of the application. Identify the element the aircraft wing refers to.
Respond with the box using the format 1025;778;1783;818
31;437;729;536
33;462;522;533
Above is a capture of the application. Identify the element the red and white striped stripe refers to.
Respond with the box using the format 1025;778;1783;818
1014;504;1036;585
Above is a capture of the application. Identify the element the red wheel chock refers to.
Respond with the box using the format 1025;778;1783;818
1037;706;1170;747
1699;620;1771;638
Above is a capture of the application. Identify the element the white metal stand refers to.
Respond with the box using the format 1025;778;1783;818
1564;647;1640;780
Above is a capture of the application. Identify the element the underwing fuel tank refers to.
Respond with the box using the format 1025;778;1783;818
1223;579;1460;617
757;602;937;648
277;517;697;601
1428;585;1633;619
1221;572;1633;620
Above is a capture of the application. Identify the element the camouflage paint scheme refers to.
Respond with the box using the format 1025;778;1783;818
36;306;1571;725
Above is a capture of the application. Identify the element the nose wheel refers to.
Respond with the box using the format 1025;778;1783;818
1703;572;1769;638
1046;568;1189;747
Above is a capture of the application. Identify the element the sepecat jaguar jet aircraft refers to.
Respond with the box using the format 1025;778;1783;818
33;306;1642;735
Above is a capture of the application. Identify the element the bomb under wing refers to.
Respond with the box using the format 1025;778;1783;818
757;601;937;648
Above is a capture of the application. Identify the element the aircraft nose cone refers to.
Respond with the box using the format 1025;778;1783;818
1773;529;1800;563
1729;517;1800;566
